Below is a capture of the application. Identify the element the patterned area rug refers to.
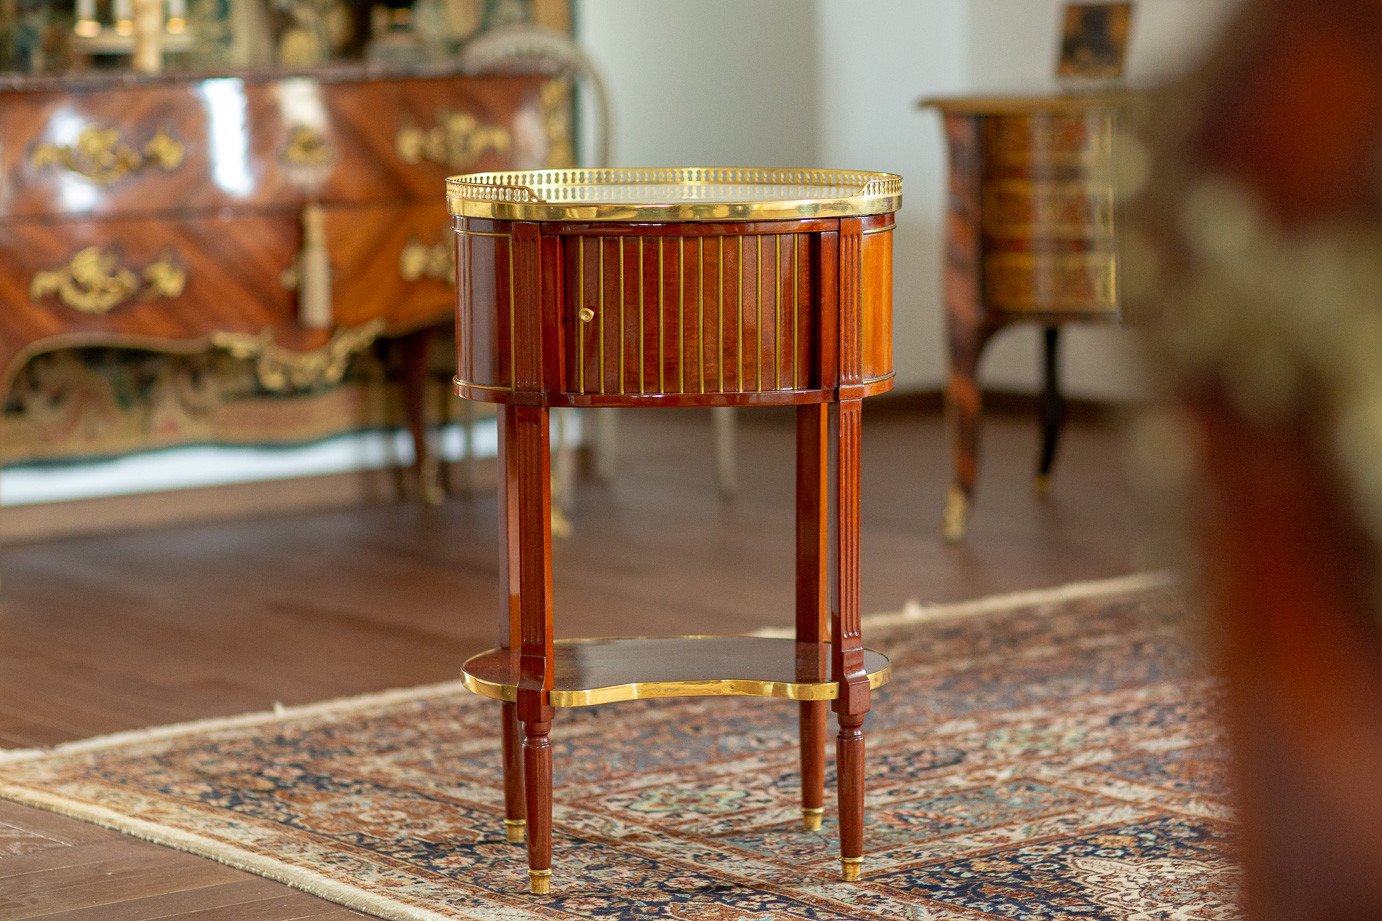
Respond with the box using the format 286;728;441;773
0;574;1241;920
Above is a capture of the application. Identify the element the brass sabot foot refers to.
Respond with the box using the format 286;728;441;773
841;856;862;882
504;818;526;844
802;807;824;832
942;484;969;542
529;868;552;895
1033;472;1051;497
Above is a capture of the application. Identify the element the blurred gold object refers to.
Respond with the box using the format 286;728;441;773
31;125;185;185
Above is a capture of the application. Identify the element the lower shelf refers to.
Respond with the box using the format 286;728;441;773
461;635;893;707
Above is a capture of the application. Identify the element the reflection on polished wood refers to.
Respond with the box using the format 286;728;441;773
463;636;892;706
0;65;564;494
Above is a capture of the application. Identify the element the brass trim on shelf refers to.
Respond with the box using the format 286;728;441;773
447;168;903;223
30;246;185;314
210;319;383;393
30;124;184;185
461;636;893;708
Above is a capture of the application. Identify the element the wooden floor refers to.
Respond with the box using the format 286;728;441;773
0;396;1146;919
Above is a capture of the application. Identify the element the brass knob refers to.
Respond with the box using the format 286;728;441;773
578;307;595;323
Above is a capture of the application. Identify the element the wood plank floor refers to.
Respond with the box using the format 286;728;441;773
0;396;1147;919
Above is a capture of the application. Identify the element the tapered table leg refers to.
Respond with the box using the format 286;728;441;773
523;719;553;894
796;404;829;831
503;403;556;894
496;411;526;845
501;702;526;843
828;399;870;881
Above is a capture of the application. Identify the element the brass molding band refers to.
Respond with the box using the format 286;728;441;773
461;637;893;709
30;246;185;314
30;124;184;185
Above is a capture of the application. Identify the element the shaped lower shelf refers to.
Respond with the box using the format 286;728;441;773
462;635;892;708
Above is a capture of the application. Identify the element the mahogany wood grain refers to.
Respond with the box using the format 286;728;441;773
454;188;897;889
795;402;830;825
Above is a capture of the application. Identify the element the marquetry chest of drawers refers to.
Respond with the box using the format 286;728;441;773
0;64;564;491
922;93;1136;539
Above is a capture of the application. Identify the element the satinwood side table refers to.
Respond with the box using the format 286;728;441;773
448;167;901;894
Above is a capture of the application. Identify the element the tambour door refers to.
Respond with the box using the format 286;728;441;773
562;227;819;398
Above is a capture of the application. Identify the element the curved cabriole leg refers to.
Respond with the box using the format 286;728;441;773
1036;326;1065;496
943;328;989;542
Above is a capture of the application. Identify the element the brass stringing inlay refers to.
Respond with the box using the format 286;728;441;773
30;246;186;314
572;233;806;395
30;125;185;185
211;319;383;393
396;111;511;172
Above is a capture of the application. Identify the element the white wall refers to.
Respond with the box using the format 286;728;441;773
579;0;1243;402
815;0;967;395
576;0;818;167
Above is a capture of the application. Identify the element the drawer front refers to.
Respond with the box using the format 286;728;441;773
981;111;1114;173
564;231;818;397
1;72;559;219
0;215;299;350
327;201;455;333
977;107;1122;318
980;179;1115;241
983;251;1118;314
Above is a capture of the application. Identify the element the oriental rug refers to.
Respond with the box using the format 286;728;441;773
0;573;1242;920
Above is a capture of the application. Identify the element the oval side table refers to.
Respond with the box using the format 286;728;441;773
447;167;902;894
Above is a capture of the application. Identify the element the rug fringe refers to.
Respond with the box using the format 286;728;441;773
0;783;472;921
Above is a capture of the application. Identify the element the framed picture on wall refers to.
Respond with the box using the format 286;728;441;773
1057;2;1132;80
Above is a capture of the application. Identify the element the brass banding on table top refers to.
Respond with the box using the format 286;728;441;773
462;636;893;707
447;167;902;223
